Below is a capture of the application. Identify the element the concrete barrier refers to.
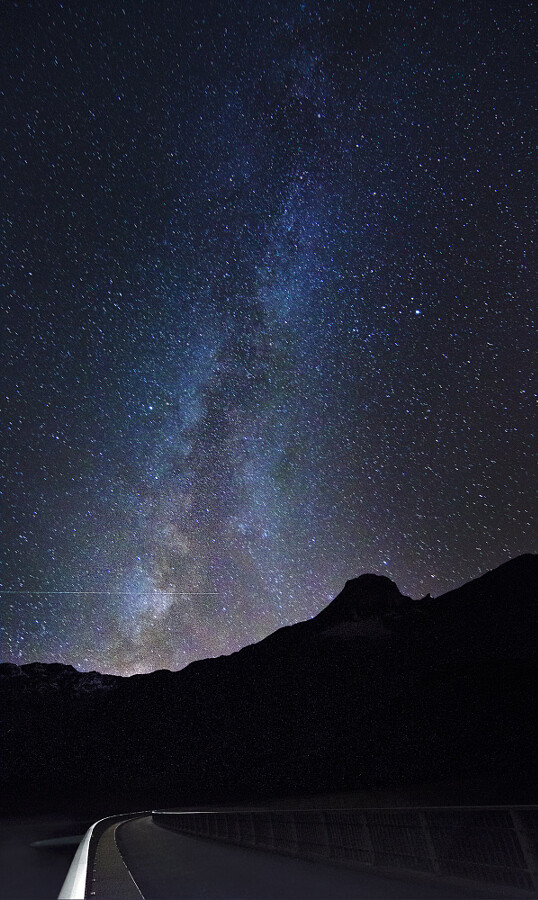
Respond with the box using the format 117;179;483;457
152;806;538;896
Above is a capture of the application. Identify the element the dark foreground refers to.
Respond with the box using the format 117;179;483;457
0;814;91;900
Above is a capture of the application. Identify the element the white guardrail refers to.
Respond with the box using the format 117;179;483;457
57;811;149;899
57;815;105;900
152;806;538;896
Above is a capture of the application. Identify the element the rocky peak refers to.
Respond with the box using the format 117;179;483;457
311;573;411;630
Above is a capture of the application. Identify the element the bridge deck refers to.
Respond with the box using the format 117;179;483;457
91;815;482;899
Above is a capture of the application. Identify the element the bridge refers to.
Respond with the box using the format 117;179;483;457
59;805;538;899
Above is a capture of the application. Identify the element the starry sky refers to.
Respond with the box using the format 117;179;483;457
2;0;536;676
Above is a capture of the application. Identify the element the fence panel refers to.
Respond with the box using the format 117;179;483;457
294;811;329;857
225;812;241;843
270;812;298;852
366;810;433;872
253;812;274;849
324;810;373;864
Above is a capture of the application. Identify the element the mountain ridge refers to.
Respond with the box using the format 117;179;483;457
3;553;535;683
1;553;536;812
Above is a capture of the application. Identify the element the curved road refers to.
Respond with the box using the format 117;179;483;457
86;815;482;899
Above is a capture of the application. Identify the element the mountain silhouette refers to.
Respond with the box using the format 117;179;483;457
1;554;536;813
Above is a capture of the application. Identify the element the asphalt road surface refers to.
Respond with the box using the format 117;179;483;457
107;816;484;899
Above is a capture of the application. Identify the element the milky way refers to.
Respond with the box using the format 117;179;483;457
3;1;536;674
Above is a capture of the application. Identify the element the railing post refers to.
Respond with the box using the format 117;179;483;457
360;811;375;865
267;812;276;850
289;811;299;852
275;811;300;853
510;809;538;891
418;810;440;874
318;811;331;857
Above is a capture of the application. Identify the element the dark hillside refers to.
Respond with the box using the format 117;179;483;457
1;554;536;813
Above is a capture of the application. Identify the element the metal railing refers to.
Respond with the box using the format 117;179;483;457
152;806;538;895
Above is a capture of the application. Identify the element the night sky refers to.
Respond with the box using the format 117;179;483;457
2;1;536;676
